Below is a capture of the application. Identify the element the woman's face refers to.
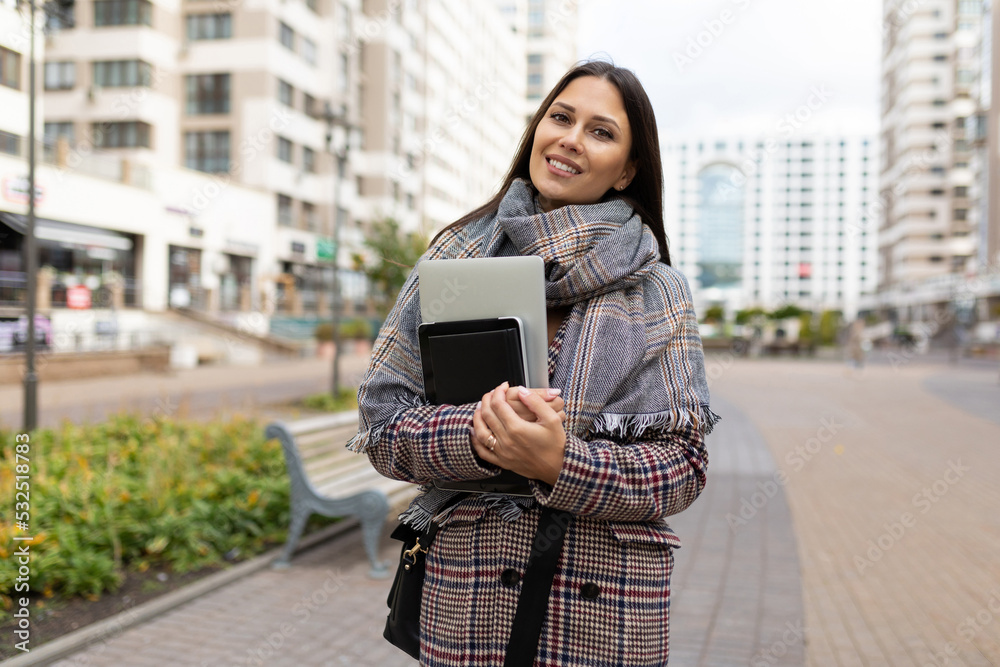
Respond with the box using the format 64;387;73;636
529;76;636;213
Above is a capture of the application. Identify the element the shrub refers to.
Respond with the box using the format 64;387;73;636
302;389;359;413
0;414;291;613
314;318;374;342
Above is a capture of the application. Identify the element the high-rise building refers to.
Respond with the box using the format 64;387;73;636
496;0;577;124
1;0;35;168
875;0;1000;325
17;0;536;320
978;0;1000;269
664;135;879;320
37;0;361;315
878;1;979;295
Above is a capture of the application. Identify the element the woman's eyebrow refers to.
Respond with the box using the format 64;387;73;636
551;101;622;132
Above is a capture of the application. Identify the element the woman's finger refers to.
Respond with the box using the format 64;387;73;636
480;382;510;439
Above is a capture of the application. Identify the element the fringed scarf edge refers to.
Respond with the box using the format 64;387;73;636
589;405;721;440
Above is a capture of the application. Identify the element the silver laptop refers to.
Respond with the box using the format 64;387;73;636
418;256;548;389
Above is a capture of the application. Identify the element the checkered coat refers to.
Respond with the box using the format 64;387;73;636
367;315;709;666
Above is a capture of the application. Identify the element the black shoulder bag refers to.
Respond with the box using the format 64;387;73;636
384;501;572;666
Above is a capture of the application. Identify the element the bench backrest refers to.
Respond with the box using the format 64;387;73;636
265;413;366;498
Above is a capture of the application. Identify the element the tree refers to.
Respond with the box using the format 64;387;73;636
770;304;805;320
702;304;726;324
735;307;768;326
352;217;427;316
818;310;842;346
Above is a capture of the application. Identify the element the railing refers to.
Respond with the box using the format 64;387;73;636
0;271;26;306
0;273;142;309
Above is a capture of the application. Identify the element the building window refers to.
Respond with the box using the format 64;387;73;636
277;194;293;226
304;93;318;117
302;202;318;230
303;147;316;173
528;73;542;86
339;53;349;93
279;21;295;51
1;46;22;89
93;121;151;148
301;37;317;66
94;0;152;27
278;79;294;107
185;131;229;173
44;61;75;90
186;73;230;114
0;130;20;156
93;60;153;87
186;13;231;40
44;122;75;147
954;208;968;220
277;136;293;163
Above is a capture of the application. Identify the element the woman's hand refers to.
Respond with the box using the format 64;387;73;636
471;382;568;486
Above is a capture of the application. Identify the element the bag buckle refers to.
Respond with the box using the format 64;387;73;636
402;538;427;564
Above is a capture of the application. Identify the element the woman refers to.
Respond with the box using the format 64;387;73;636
350;61;716;666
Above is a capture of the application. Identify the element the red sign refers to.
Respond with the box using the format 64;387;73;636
67;286;92;309
798;262;812;279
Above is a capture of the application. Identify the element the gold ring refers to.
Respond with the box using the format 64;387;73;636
487;434;497;451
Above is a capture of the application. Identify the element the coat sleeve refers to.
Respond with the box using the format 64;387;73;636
365;404;503;484
528;425;708;522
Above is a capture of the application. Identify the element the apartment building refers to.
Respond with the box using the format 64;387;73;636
664;135;879;321
358;0;526;235
0;0;35;167
38;0;365;315
878;1;980;295
496;0;577;123
7;0;540;321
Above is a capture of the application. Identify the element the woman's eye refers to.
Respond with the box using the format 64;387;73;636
594;128;613;139
550;112;570;123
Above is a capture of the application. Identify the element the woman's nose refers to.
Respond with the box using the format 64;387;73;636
559;125;584;153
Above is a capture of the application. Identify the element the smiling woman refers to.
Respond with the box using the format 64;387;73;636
353;60;716;666
528;77;635;211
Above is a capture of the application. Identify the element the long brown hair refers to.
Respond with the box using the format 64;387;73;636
432;60;670;265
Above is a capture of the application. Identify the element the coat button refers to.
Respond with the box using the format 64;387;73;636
580;583;601;600
500;568;521;588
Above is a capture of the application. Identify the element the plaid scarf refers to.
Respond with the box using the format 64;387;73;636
350;179;717;527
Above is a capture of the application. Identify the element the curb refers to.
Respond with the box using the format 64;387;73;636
5;519;362;667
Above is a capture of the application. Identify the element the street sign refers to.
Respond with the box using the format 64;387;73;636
317;238;337;261
67;286;92;309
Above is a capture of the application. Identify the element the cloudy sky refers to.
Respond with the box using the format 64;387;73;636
577;0;883;140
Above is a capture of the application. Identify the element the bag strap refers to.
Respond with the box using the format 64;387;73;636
503;505;573;667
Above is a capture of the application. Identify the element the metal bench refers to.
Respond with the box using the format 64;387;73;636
265;412;414;577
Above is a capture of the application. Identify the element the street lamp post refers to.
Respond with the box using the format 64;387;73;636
322;104;359;398
23;0;38;431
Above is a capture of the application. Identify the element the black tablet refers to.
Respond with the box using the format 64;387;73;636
417;317;533;496
418;317;528;406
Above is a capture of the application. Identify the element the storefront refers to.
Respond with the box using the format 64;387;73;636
0;212;140;309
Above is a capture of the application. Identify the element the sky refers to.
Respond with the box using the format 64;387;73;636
577;0;883;141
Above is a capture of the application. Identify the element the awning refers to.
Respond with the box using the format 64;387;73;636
0;213;133;251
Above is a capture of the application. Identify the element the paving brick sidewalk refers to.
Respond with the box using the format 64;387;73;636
712;359;1000;666
37;382;805;666
0;353;373;428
